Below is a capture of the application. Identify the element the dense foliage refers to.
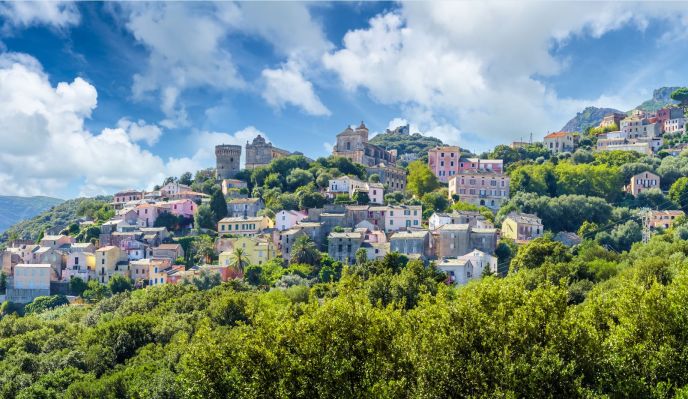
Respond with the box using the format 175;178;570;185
368;132;444;158
0;196;112;245
2;229;688;397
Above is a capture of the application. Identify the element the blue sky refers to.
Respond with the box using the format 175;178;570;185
0;1;686;198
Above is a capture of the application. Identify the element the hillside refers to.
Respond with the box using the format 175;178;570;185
634;86;681;112
0;196;111;244
560;86;683;132
369;132;444;156
0;196;63;233
560;106;624;133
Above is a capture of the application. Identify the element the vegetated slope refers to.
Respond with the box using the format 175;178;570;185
0;196;110;243
560;106;624;133
369;132;444;157
560;86;683;133
634;86;681;112
0;196;63;233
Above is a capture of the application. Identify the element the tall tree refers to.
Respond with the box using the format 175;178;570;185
406;160;439;197
669;177;688;210
210;189;228;221
230;248;249;273
194;204;216;231
671;87;688;109
290;235;321;266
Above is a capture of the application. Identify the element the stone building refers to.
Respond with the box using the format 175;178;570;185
245;134;291;169
328;231;364;264
433;224;498;259
366;163;407;192
333;121;397;164
215;144;242;180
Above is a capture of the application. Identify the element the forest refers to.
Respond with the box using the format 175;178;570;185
2;223;688;398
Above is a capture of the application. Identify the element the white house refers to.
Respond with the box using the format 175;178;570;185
275;210;308;231
458;249;498;276
327;176;384;204
14;264;52;290
328;175;359;196
435;258;475;286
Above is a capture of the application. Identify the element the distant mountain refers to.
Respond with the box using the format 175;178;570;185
0;196;63;233
560;86;683;133
369;132;444;157
0;196;111;244
560;106;624;133
634;86;681;112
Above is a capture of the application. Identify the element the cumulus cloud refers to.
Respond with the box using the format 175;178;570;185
117;118;163;146
120;2;331;121
262;60;331;116
123;2;244;125
323;2;688;149
0;1;80;31
0;52;169;196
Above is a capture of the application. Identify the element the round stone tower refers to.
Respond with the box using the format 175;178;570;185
215;144;242;180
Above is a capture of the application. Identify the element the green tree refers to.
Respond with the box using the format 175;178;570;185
82;280;111;303
355;248;368;266
299;191;327;209
24;295;69;314
154;212;184;231
421;191;449;218
108;275;133;294
209;189;228;221
669;177;688;210
69;277;88;296
179;171;193;186
671;87;688;109
406;160;439;197
286;168;314;191
368;173;380;183
194;204;216;231
230;248;249;273
353;190;370;205
290;235;321;266
510;238;571;273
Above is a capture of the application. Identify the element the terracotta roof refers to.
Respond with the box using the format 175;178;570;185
544;131;571;139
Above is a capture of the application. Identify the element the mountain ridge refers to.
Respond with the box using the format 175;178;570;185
560;86;683;132
0;196;63;233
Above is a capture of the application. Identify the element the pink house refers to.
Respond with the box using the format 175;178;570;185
158;199;197;218
136;203;160;227
429;146;504;183
428;146;461;183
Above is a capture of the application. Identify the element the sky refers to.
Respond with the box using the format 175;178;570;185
0;1;687;199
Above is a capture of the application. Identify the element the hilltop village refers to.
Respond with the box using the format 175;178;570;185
2;98;688;304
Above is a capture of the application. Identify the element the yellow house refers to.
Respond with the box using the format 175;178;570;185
95;246;128;284
65;251;96;281
217;216;274;237
218;236;277;266
501;212;543;244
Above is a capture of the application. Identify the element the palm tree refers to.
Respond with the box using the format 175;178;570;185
230;248;248;272
290;235;321;266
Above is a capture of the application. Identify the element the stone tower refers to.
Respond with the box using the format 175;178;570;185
215;144;242;180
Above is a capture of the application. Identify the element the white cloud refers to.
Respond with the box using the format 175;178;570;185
0;1;80;31
124;2;244;124
0;52;168;197
116;118;163;146
323;3;688;149
121;2;331;121
262;60;330;116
